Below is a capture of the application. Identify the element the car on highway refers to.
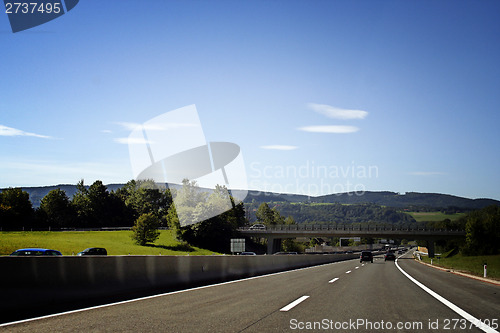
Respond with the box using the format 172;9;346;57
359;251;373;263
249;224;266;230
10;248;62;256
239;252;257;255
385;251;396;261
77;247;107;256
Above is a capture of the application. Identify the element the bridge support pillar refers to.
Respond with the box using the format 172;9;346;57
267;238;282;254
426;239;435;258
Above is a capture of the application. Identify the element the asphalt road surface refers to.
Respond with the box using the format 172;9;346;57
2;251;499;332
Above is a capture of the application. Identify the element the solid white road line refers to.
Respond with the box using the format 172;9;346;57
280;296;310;312
395;258;499;333
328;277;339;284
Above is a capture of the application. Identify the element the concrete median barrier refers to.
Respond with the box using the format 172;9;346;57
0;253;357;323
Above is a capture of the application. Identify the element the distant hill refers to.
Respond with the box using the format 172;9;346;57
243;190;500;210
3;184;124;208
311;191;500;210
2;184;499;210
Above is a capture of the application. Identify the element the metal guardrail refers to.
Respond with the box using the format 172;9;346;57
239;224;465;233
2;227;171;232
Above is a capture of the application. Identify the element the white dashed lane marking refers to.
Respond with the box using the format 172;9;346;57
280;296;310;312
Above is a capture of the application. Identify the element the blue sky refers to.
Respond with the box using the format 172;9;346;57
1;0;499;200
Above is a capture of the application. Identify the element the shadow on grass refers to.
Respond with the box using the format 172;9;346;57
145;243;195;252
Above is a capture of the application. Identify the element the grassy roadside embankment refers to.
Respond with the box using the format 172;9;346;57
0;230;218;256
420;252;500;280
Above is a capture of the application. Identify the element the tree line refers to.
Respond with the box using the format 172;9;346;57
426;205;500;256
0;179;247;252
245;201;416;225
0;179;170;230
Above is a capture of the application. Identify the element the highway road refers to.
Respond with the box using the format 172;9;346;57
1;251;499;332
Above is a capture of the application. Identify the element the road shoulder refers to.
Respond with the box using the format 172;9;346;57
413;257;500;286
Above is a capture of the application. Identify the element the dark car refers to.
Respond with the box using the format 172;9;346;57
77;247;107;256
384;251;396;261
10;248;62;256
360;251;373;263
239;252;257;255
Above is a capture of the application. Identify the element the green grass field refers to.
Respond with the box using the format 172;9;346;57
0;230;218;256
421;253;500;280
406;211;465;222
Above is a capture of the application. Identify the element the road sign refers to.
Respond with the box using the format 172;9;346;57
231;239;245;253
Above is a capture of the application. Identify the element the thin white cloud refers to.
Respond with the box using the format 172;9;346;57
116;122;150;131
298;125;359;133
116;122;198;131
308;103;368;120
101;129;113;134
114;137;154;145
260;145;298;150
408;171;446;176
0;125;52;139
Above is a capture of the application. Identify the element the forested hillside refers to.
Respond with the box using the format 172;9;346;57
244;191;499;210
245;202;416;225
313;191;499;209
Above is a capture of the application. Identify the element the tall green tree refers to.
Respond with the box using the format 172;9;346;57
128;181;171;221
167;181;247;253
117;179;173;225
107;191;136;227
87;180;111;227
39;188;76;228
71;179;132;227
0;188;34;230
256;203;275;225
72;179;91;226
284;216;296;225
463;205;500;255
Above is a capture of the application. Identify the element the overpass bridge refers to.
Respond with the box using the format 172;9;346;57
238;224;466;257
